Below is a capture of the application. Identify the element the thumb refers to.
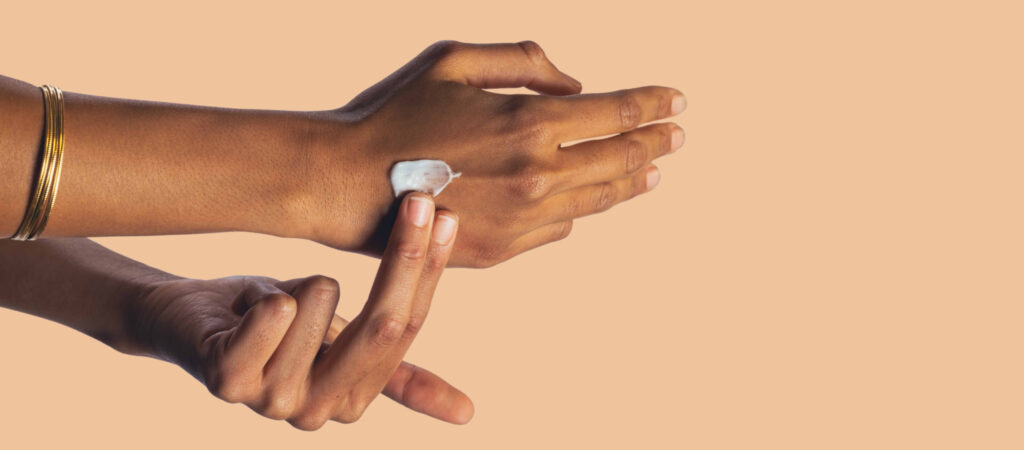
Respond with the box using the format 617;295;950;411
428;40;583;95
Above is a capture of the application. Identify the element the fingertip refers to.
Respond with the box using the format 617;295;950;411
564;73;583;93
452;395;475;425
432;211;459;245
403;193;435;228
670;89;687;115
436;208;459;222
556;76;583;96
645;165;661;192
670;126;685;153
405;191;435;202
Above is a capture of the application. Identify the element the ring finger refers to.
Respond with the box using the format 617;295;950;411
539;164;658;225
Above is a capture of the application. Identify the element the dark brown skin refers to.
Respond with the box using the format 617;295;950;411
0;194;473;428
0;40;685;267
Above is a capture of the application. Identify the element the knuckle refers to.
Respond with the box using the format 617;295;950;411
594;182;618;213
404;314;425;337
259;388;298;420
618;92;643;130
516;40;547;65
493;204;529;227
394;240;428;262
489;195;536;225
370;313;409;348
429;39;465;60
507;167;551;202
207;371;251;404
500;96;552;147
334;407;366;425
425;40;467;78
623;138;647;173
424;250;449;272
289;413;330;431
335;395;372;424
261;292;297;316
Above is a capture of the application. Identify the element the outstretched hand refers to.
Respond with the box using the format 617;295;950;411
305;40;686;267
136;193;468;429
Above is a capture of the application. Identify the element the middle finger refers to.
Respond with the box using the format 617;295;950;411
310;195;441;397
550;122;682;194
541;85;685;142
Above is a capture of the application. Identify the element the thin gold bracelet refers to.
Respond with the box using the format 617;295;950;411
10;85;65;241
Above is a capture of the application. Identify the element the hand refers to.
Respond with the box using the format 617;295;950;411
305;40;686;267
132;194;468;429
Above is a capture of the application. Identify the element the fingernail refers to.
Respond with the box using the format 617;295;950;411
432;213;458;245
670;128;685;152
671;94;686;115
646;167;661;191
406;195;433;227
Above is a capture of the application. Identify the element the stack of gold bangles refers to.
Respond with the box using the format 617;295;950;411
10;85;65;241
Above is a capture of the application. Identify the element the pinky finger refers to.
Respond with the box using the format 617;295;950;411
497;220;574;263
382;362;475;425
314;315;474;424
539;164;658;224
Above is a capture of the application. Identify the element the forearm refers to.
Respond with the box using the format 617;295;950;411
0;237;181;354
0;74;335;239
3;40;687;268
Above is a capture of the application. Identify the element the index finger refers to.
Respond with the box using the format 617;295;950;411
311;194;454;397
544;86;685;142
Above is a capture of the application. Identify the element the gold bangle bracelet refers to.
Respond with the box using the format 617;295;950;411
10;85;65;241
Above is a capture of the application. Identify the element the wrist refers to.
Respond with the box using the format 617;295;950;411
110;271;183;358
297;111;389;251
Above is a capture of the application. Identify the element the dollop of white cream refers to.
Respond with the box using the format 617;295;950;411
389;159;462;197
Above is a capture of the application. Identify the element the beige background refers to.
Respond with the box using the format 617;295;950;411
2;0;1023;448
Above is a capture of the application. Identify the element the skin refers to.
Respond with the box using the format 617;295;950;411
0;40;685;428
0;40;686;267
0;194;474;428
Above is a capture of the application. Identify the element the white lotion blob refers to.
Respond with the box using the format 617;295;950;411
389;159;462;197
